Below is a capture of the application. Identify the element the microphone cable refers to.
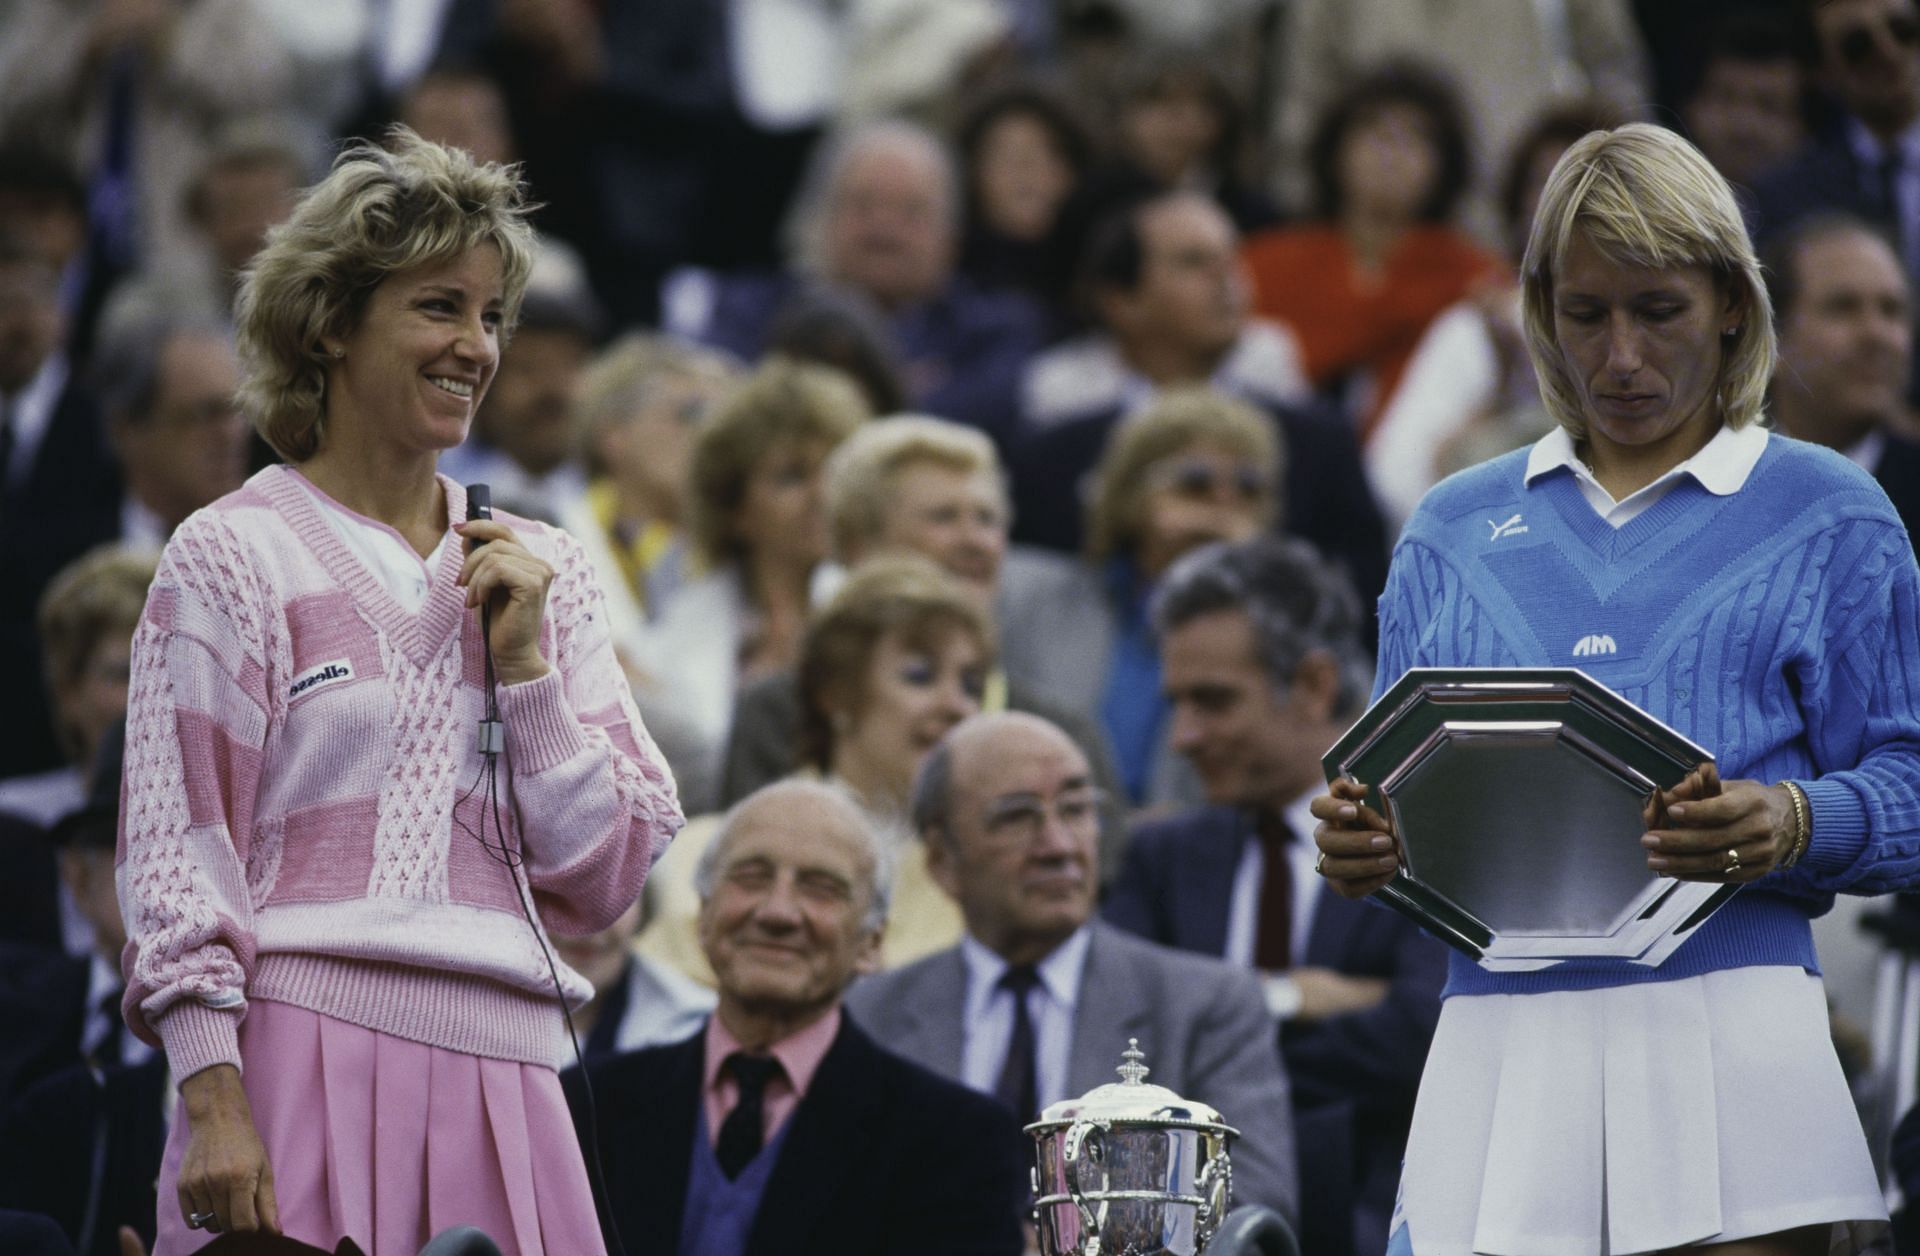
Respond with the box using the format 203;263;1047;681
451;483;630;1256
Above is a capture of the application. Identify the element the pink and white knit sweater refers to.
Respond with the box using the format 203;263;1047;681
116;466;684;1081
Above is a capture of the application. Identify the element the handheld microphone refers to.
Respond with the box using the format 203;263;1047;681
465;482;492;540
465;483;505;756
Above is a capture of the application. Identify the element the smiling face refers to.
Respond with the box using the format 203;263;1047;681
871;462;1008;600
830;624;986;800
1163;609;1334;812
323;244;504;460
929;718;1101;962
1775;227;1912;448
1551;231;1737;469
699;790;883;1021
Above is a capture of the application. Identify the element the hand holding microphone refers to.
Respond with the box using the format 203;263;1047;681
456;483;555;686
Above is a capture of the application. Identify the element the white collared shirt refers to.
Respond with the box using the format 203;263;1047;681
1523;422;1769;527
2;352;69;488
1223;794;1325;971
959;925;1093;1112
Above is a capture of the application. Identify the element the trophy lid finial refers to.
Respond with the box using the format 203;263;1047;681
1117;1038;1150;1085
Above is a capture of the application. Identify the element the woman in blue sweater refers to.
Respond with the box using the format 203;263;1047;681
1313;124;1912;1254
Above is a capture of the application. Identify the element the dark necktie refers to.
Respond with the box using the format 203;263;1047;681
994;965;1041;1123
1253;816;1295;971
715;1052;783;1179
1878;147;1906;229
86;985;124;1068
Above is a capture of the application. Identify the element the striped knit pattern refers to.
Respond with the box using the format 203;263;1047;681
117;467;684;1078
1379;434;1920;996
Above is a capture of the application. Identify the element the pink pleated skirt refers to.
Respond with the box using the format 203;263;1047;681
154;998;606;1256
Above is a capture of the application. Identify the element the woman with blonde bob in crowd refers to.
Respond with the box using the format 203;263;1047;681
1314;123;1913;1254
118;129;682;1253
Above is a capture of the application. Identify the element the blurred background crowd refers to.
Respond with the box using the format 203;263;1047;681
3;0;1920;1252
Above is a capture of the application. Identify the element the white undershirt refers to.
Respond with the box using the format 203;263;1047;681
291;474;446;613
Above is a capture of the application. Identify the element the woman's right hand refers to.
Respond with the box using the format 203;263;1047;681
1309;777;1401;899
176;1064;279;1236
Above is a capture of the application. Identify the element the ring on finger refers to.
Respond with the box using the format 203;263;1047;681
1723;847;1741;874
187;1211;217;1230
1314;850;1329;876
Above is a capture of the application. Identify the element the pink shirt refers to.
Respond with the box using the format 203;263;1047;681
702;1007;841;1147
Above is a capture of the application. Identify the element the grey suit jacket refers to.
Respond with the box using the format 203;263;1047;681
844;922;1298;1225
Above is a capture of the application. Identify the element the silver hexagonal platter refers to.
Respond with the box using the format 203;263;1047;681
1322;668;1738;972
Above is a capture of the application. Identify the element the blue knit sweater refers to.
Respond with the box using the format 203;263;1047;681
1378;433;1920;997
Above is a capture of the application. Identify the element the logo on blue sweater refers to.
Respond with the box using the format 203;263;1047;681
1487;513;1529;541
1572;634;1618;657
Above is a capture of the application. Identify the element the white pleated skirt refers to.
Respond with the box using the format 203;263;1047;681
1388;966;1887;1256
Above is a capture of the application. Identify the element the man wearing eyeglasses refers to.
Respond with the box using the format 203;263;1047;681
846;710;1300;1226
1754;0;1920;398
91;311;249;549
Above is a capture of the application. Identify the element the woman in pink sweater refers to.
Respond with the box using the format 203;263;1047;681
117;130;684;1254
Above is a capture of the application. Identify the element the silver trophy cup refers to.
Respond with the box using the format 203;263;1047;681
1026;1040;1238;1256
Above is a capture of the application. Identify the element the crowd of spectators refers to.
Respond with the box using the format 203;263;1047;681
3;0;1920;1253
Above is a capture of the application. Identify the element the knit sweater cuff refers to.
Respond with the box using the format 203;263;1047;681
496;669;587;774
156;1000;244;1083
1796;777;1870;875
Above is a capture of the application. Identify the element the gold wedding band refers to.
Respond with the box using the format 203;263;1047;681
1315;850;1329;876
1724;847;1741;874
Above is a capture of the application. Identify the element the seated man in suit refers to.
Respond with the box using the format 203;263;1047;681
1103;537;1446;1256
846;711;1299;1225
1766;214;1919;534
564;778;1027;1256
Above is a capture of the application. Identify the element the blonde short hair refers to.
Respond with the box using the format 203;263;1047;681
686;357;871;568
235;127;537;462
1086;388;1281;563
1521;123;1776;438
797;556;994;773
38;544;159;761
824;415;1003;560
574;333;739;471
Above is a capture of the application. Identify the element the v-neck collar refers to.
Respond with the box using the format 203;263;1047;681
1534;465;1715;563
260;465;470;668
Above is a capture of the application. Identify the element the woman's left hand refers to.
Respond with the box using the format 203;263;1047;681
1641;762;1798;883
455;519;554;685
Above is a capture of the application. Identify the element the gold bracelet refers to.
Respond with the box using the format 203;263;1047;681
1780;781;1811;868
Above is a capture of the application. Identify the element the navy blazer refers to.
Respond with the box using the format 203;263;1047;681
0;375;120;776
1102;805;1446;1255
0;1055;166;1256
562;1012;1027;1256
